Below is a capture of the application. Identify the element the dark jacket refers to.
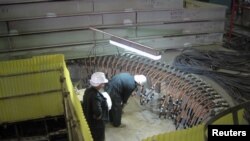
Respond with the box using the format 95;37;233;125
82;87;109;128
105;73;137;104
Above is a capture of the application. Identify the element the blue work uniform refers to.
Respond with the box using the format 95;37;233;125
105;73;137;127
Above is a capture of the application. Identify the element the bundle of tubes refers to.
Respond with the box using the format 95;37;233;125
67;53;229;129
173;49;250;102
173;49;250;121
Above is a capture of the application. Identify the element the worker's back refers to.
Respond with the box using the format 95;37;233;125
105;73;137;104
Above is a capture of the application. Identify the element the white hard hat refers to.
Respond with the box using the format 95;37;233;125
134;75;147;85
90;72;108;87
101;92;112;110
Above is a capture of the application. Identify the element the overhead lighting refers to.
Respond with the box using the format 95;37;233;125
109;37;161;60
89;27;161;60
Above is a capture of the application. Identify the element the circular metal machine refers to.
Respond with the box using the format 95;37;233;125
67;53;229;129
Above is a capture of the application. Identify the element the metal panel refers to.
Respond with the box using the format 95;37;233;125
0;33;223;60
93;0;183;12
9;24;222;50
4;20;224;37
0;37;9;50
136;33;223;49
0;55;64;123
137;8;226;23
0;43;120;60
102;21;224;38
135;0;183;9
137;21;224;36
8;15;102;33
0;92;64;123
0;0;226;61
103;27;137;39
103;12;136;25
10;30;103;49
0;1;93;21
0;21;8;35
4;14;225;35
93;0;138;12
0;72;61;98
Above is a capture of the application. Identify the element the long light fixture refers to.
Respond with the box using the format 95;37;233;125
89;27;161;60
109;37;161;60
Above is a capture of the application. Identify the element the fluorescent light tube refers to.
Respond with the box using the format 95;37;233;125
89;27;161;60
110;37;161;60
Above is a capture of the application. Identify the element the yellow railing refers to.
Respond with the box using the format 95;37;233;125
0;54;92;141
0;55;64;123
143;101;249;141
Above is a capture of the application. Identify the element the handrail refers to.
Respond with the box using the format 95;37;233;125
205;101;250;126
203;101;250;140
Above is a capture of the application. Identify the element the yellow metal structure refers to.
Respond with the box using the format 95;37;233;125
143;101;249;141
143;124;205;141
0;54;92;141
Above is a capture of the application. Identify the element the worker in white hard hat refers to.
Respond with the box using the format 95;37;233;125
82;72;109;141
104;73;147;127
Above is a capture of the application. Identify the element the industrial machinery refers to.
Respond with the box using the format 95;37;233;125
0;1;248;141
67;53;229;129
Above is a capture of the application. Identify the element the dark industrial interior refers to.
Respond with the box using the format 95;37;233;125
0;0;249;141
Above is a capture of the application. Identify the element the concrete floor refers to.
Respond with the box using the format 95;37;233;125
105;96;176;141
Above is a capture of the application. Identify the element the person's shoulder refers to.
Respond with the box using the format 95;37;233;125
110;73;132;81
118;72;132;77
85;87;97;94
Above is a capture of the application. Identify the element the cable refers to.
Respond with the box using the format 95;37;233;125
173;49;250;103
223;35;250;51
